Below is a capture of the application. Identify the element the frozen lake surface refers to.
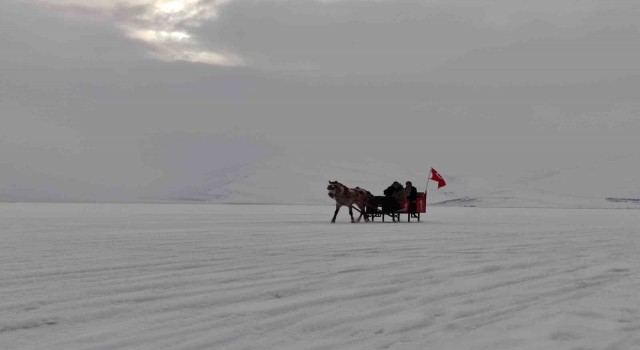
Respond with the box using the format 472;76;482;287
1;203;639;350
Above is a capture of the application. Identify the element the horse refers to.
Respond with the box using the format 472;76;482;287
327;181;370;223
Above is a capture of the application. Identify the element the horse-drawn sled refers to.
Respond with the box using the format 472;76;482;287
366;192;427;223
326;168;446;224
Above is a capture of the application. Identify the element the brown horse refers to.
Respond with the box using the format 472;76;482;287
327;181;370;223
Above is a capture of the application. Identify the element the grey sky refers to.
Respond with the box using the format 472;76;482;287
2;0;639;201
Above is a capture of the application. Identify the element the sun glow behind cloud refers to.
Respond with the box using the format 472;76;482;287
129;29;191;43
156;0;186;14
31;0;242;66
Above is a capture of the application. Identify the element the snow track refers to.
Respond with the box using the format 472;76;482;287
1;203;639;350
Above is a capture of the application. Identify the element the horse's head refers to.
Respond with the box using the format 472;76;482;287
327;180;342;199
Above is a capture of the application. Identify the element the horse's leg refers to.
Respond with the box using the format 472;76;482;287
332;204;340;223
355;205;363;223
364;202;371;222
357;204;369;223
349;206;355;223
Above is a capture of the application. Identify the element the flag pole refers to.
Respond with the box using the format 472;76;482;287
425;167;430;194
424;167;431;213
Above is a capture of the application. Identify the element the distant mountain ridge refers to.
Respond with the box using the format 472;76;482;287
3;151;639;208
173;152;640;209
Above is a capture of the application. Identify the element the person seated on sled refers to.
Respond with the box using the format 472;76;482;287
381;181;404;212
383;181;403;196
405;181;417;212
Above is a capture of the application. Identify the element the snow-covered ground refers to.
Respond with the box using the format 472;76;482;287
1;203;639;350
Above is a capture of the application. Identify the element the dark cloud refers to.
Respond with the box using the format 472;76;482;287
193;0;640;81
196;0;489;74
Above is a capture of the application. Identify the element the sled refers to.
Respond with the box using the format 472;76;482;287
364;192;427;223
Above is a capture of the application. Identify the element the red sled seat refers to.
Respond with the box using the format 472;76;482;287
401;192;427;213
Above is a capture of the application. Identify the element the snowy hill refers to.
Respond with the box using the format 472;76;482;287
169;151;640;209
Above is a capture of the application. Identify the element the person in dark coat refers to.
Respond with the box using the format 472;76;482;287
405;181;417;212
382;181;403;212
383;181;403;196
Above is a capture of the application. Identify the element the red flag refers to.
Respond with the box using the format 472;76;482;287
430;168;446;189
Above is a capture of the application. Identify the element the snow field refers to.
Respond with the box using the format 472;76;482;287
1;203;639;350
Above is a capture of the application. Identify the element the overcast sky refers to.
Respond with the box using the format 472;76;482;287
2;0;639;201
